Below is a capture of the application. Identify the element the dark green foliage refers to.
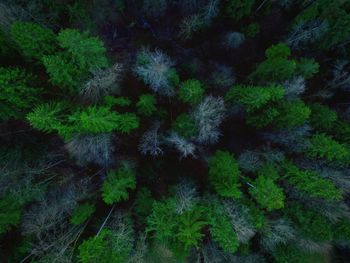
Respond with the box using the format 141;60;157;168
133;187;155;225
274;245;328;263
333;218;350;243
333;121;350;145
0;67;42;121
250;44;297;82
306;133;349;162
70;203;95;225
136;94;157;116
11;22;57;60
0;195;23;235
102;164;136;204
172;113;198;139
296;58;319;79
225;0;256;21
104;96;132;107
208;150;242;199
225;85;284;112
243;22;260;38
286;204;333;242
310;103;338;132
178;79;204;105
282;161;342;201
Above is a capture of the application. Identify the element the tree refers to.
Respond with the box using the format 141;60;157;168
78;213;134;263
208;202;239;253
134;48;179;96
65;133;115;167
273;100;311;128
249;44;297;83
102;164;136;205
286;204;333;242
138;122;163;156
136;94;157;116
70;203;95;225
57;29;108;72
11;22;57;60
310;103;338;132
43;28;109;92
282;161;342;201
208;150;241;198
172;113;198;139
306;133;349;162
0;67;42;121
225;0;255;21
225;85;284;112
249;175;285;211
146;198;206;258
178;79;204;105
192;96;226;144
0;194;23;234
296;58;319;79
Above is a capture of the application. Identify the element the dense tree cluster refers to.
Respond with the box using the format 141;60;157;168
1;0;350;262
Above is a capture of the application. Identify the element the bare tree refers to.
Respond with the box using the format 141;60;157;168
138;122;163;156
80;63;123;103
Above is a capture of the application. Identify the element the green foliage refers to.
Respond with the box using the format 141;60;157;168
27;103;139;139
42;53;83;90
306;133;349;162
273;100;311;128
136;94;157;116
70;203;95;225
266;43;291;59
286;204;333;242
57;29;108;72
147;199;206;257
243;22;260;38
282;161;342;201
26;101;68;134
225;85;284;112
333;120;350;145
176;208;206;251
104;96;132;107
78;227;133;263
250;44;297;82
102;164;136;204
0;195;23;235
333;218;350;243
274;244;328;263
43;29;108;92
172;113;198;139
225;0;256;21
249;175;285;211
246;107;280;128
146;198;178;243
310;103;337;132
0;67;42;121
178;79;204;105
69;106;121;134
133;187;155;226
209;204;239;253
208;150;242;199
296;58;319;79
11;22;57;60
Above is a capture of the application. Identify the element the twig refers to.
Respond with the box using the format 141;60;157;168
96;204;116;237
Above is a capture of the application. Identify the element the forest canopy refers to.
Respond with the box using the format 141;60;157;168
1;0;350;262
